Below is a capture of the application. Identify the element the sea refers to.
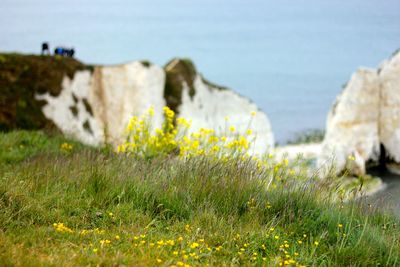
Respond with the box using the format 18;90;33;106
1;0;400;143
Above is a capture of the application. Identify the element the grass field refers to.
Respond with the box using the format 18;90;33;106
0;130;399;266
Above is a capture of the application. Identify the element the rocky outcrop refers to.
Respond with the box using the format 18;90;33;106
165;59;274;154
318;51;400;175
0;53;274;152
379;51;400;163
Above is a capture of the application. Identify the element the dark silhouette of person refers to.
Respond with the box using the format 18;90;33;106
41;42;50;55
53;46;75;57
54;47;64;56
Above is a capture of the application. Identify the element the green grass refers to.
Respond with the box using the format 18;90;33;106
0;131;399;266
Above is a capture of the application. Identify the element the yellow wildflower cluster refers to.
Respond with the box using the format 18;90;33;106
130;232;216;265
117;106;254;159
60;142;73;151
117;106;178;158
50;221;319;266
53;222;73;233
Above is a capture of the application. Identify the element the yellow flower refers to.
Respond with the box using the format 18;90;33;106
99;239;111;245
314;241;319;246
251;111;257;117
60;143;73;151
229;126;236;133
53;222;73;233
338;224;343;228
148;106;155;116
166;240;175;246
190;242;200;249
117;144;126;153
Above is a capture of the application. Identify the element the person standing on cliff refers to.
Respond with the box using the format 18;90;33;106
41;42;50;55
69;48;75;58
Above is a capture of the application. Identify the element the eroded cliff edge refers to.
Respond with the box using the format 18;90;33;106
0;53;274;154
318;50;400;175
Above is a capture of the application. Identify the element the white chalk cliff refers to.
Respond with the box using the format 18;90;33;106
35;58;274;153
318;51;400;175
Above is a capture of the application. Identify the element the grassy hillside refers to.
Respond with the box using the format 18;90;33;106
0;130;399;266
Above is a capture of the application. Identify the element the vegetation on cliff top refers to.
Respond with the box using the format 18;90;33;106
164;58;198;115
0;53;91;131
0;130;399;266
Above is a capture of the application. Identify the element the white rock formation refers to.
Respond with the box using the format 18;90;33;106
177;75;274;155
318;51;400;175
90;62;166;144
379;52;400;162
35;58;274;152
36;70;103;146
36;62;166;146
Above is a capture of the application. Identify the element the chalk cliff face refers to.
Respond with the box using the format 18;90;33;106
319;51;400;175
379;52;400;163
0;54;274;153
35;62;166;146
165;59;274;155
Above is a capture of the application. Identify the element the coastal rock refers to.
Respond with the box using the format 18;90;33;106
379;51;400;162
90;62;166;145
35;62;166;145
318;51;400;175
0;54;274;152
165;59;274;154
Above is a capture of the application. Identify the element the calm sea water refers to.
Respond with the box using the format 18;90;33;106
1;0;400;143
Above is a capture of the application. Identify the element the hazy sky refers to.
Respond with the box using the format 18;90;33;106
1;0;400;142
